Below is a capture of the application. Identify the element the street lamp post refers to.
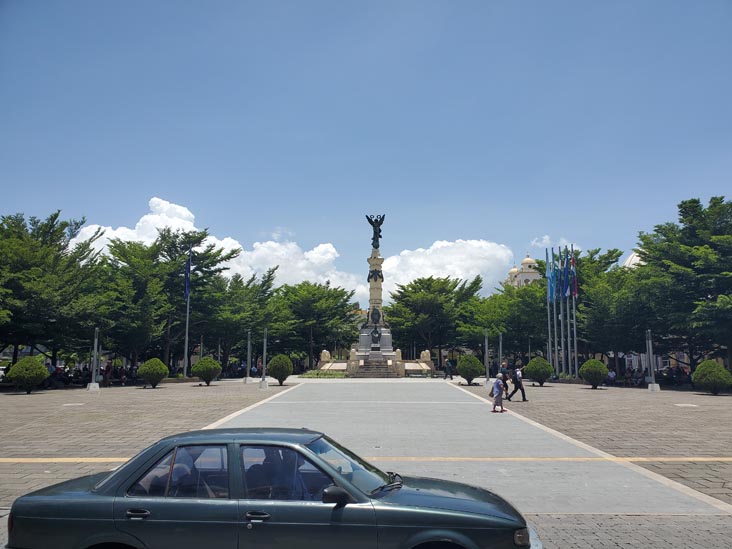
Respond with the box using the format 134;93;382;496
259;327;268;389
484;329;490;385
498;332;503;369
86;327;100;392
245;329;251;384
646;329;660;392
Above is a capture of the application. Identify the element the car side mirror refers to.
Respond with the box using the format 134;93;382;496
322;485;350;506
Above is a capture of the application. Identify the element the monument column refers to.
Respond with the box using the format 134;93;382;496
354;214;396;373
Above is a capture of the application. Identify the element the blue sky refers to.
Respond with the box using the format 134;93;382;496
2;1;731;304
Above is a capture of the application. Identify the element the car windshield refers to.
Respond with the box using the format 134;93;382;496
306;435;389;495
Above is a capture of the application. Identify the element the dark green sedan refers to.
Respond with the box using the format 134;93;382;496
7;428;535;548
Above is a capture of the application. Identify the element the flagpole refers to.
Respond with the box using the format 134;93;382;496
183;291;190;377
545;248;553;372
183;248;191;378
565;248;572;377
571;245;579;376
558;250;566;376
552;248;560;376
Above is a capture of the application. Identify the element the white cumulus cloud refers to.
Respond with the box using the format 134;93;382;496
73;197;516;306
531;235;581;251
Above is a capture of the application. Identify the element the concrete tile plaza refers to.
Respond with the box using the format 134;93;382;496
1;379;731;547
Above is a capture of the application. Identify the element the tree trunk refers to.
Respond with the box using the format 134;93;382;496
12;344;19;365
613;350;619;373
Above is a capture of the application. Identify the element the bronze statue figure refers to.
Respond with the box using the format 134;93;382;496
370;307;381;325
366;214;385;249
370;326;381;344
367;269;384;283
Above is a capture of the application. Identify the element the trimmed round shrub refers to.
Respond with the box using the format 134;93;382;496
192;356;222;386
579;359;609;389
7;356;49;394
692;360;732;396
138;358;168;388
267;354;294;386
524;357;554;387
457;355;484;386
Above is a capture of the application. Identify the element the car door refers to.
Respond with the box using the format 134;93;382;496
237;445;377;549
114;444;238;549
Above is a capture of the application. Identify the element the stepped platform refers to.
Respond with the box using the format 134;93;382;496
349;360;400;378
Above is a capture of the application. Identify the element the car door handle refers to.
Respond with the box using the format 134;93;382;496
245;511;271;523
126;509;151;520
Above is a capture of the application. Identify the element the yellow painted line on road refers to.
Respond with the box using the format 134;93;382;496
366;456;732;463
0;458;130;463
4;456;732;464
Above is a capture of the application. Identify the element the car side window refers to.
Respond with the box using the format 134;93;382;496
128;445;229;499
168;445;229;499
241;445;333;501
128;451;173;497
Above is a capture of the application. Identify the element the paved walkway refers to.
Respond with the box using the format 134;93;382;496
1;377;731;547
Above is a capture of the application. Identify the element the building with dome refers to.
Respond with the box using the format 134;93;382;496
505;254;542;287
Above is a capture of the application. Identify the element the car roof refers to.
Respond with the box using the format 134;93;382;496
158;427;324;446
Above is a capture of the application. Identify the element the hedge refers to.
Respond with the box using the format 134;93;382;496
692;360;732;395
579;359;608;389
138;358;168;388
524;357;553;387
7;356;49;394
457;355;484;386
192;356;222;386
268;354;294;386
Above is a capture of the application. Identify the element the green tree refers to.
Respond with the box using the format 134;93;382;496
386;276;482;368
0;211;104;365
156;228;240;371
275;281;358;370
636;197;732;370
102;239;171;368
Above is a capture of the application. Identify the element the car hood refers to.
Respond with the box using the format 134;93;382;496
377;476;525;525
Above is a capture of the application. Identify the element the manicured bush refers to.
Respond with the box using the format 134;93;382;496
192;356;222;386
267;354;293;386
138;358;168;388
6;356;49;394
457;355;484;386
692;360;732;395
524;357;554;387
579;359;609;389
301;370;346;378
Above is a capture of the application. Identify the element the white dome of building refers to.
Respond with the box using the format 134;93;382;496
622;251;643;269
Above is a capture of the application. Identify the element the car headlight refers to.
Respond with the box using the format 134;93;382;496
514;527;530;547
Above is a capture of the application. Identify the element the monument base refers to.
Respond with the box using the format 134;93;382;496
349;326;403;377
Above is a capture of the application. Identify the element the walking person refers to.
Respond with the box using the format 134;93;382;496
492;373;507;413
507;365;528;402
443;358;453;380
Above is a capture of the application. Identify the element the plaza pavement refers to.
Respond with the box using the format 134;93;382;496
1;377;731;547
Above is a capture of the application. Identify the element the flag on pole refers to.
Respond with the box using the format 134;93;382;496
552;248;560;302
570;246;578;298
184;249;191;300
